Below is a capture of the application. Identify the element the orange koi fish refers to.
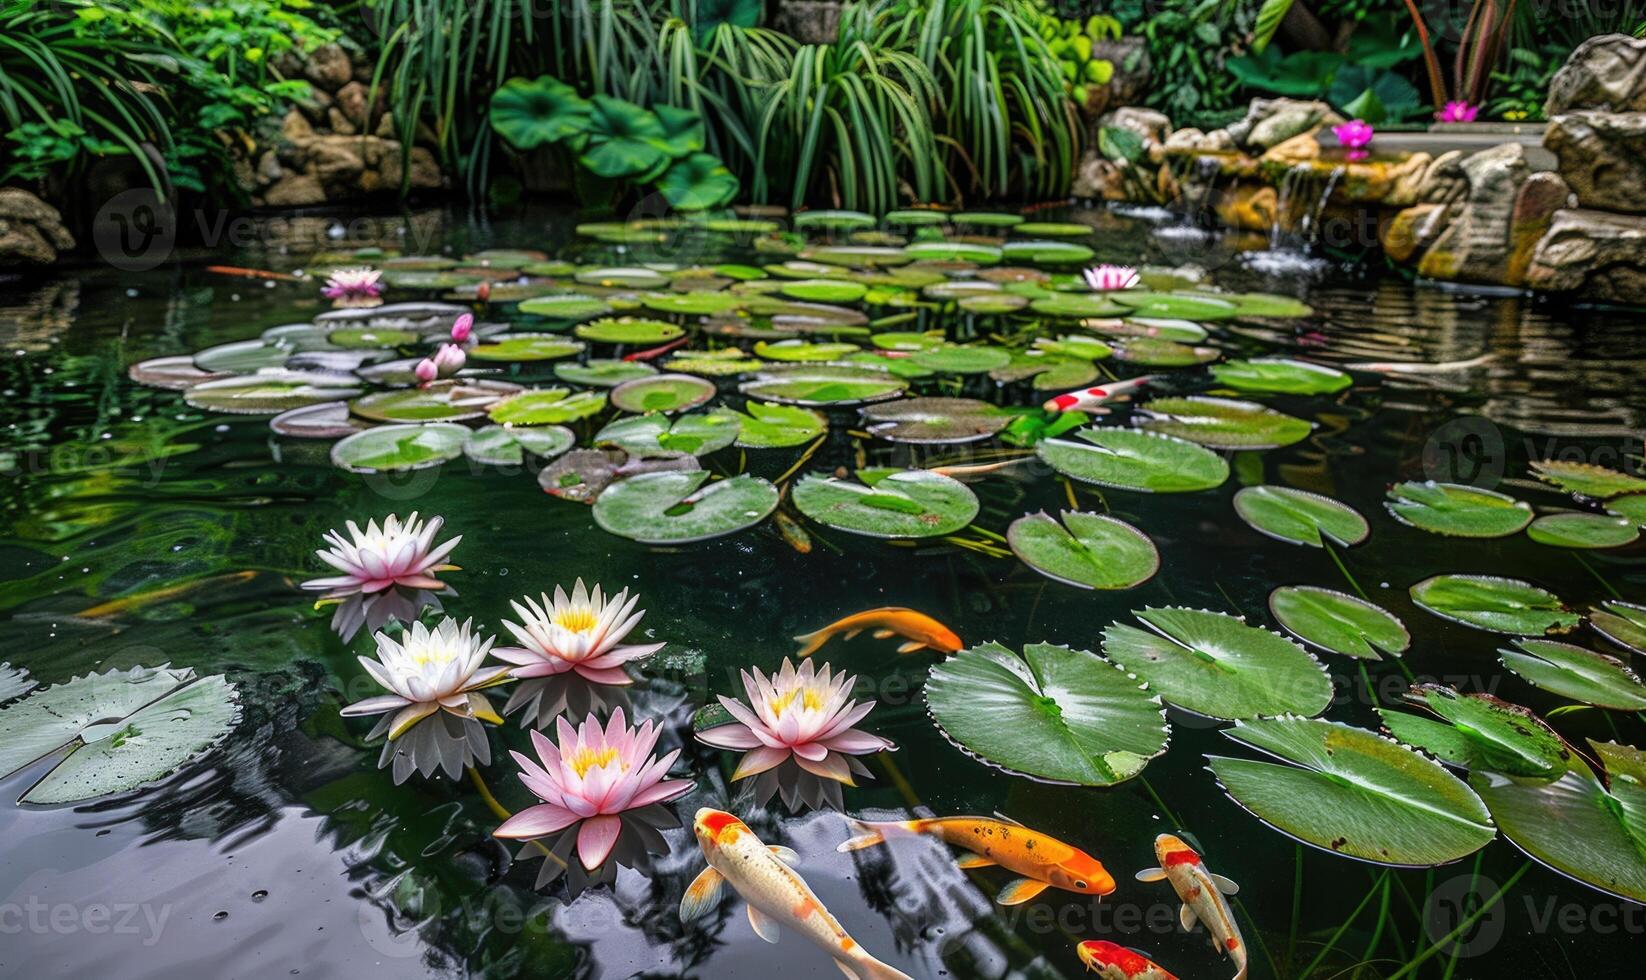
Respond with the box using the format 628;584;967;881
205;265;299;282
682;809;912;980
794;607;962;658
1135;834;1246;980
838;813;1115;905
1078;941;1179;979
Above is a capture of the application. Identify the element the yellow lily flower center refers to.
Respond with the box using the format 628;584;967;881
568;744;622;777
554;606;600;634
768;687;825;717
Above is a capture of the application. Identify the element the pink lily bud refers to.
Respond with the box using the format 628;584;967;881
414;358;438;383
432;343;466;377
451;313;474;343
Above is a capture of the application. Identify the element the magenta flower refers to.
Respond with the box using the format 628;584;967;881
1082;264;1140;292
494;580;663;686
1333;119;1374;150
495;708;692;869
1438;101;1479;123
301;512;461;599
414;358;438;383
321;267;383;308
432;342;466;376
697;658;893;785
451;313;474;343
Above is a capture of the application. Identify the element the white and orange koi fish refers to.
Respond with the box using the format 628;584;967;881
1134;834;1246;980
1042;375;1154;414
1077;940;1179;979
681;808;912;980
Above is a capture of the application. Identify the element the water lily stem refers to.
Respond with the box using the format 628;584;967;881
1287;842;1303;969
1322;540;1367;600
1298;869;1389;978
1386;861;1531;980
468;766;512;823
1573;553;1622;600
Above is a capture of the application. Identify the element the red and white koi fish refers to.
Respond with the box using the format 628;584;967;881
682;808;912;980
1135;834;1246;980
1077;940;1180;979
624;335;690;361
795;607;962;657
1042;375;1154;414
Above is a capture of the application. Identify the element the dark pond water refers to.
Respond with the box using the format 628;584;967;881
2;204;1643;979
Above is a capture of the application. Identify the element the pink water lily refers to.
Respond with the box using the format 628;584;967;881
340;616;512;739
1333;119;1374;149
697;658;893;786
451;313;474;343
301;512;460;599
494;580;663;685
494;708;691;869
1082;264;1140;292
433;342;466;375
321;266;383;307
1438;101;1479;123
414;358;438;383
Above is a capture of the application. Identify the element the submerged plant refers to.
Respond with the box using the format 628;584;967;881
697;658;893;812
320;267;384;308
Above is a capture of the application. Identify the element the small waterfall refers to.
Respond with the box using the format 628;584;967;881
1245;163;1342;275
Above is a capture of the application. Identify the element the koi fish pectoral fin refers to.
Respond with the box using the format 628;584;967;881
747;904;781;943
872;628;895;639
954;853;996;870
769;845;801;866
679;866;725;922
895;640;926;653
995;878;1050;905
1178;903;1199;932
1210;872;1240;895
1135;867;1168;883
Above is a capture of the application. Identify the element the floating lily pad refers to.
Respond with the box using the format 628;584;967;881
0;665;239;804
1014;222;1092;237
1138;396;1311;450
574;317;685;345
1385;482;1532;538
1037;428;1229;493
884;209;949;226
798;245;912;268
957;293;1030;314
925;642;1167;786
1590;601;1646;655
1234;485;1369;548
1113;338;1219;367
1410;575;1579;635
331;423;470;473
468;333;587;362
1527;512;1640;549
1498;639;1646;710
793;210;876;231
669;352;764;377
779;279;868;303
517;294;614;321
1008;511;1159;590
1033;335;1113;362
129;355;228;391
593;471;778;544
194;338;294;373
610;373;716;414
1530;459;1646;499
793;468;978;538
903;241;1002;264
595;412;739;456
991;353;1098;391
1000;239;1095;265
1269;586;1409;659
489;388;608;425
715;402;826;448
1380;686;1569;778
352;380;518;423
574;266;670;289
0;663;33;703
554;359;659;387
638;291;746;316
186;371;365;416
1117;317;1210;342
1219;292;1314;318
1211;358;1352;394
861;397;1013;444
1606;493;1646;526
908;345;1013;374
1208;717;1495;867
1102;607;1333;720
269;400;369;439
464;424;576;466
327;326;419;349
754;339;861;362
1030;293;1130;317
739;366;907;405
1113;291;1239;321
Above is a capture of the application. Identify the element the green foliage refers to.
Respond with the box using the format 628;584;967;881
1112;0;1252;129
1035;10;1117;111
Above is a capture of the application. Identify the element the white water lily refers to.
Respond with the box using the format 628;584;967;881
301;512;460;599
341;617;512;738
494;579;663;685
697;658;893;785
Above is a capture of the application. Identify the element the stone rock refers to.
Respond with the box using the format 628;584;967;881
382;145;443;191
281;110;315;144
1524;208;1646;303
1260;132;1320;166
1097;107;1171;148
1163;127;1234;154
374;113;397;139
307;135;367;191
1091;38;1150;107
1226;98;1343;151
1381;152;1435;208
1546;34;1646;114
1545;111;1646;213
1382;204;1447;263
303;43;353;92
1214;184;1278;233
294;87;333;127
772;1;841;44
262;173;328;207
256;150;284;185
1070;152;1128;201
328;107;358;136
334;81;371;130
0;188;74;265
1505;172;1571;285
1416;143;1530;284
1415;150;1468;204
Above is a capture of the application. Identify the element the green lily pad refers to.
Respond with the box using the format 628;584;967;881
464;424;576;466
609;373;716;414
1471;742;1646;903
353;380;519;423
1008;511;1159;590
1269;586;1409;659
194;338;295;373
1212;358;1352;395
591;470;776;543
1138;396;1312;450
1000;239;1095;265
715;402;826;448
958;293;1030;314
488;388;608;425
1234;485;1369;548
469;333;587;362
1112;338;1219;367
639;291;746;316
793;468;978;538
1102;607;1333;720
740;366;907;406
1014;222;1092;237
1385;482;1533;538
517;293;615;321
326;327;420;350
1606;493;1646;526
554;359;659;387
129;355;227;391
1530;459;1646;499
1208;717;1495;867
925;642;1168;786
1037;428;1229;493
1590;601;1646;655
1526;512;1640;549
186;371;364;415
952;211;1023;227
1219;292;1314;318
991;352;1099;390
861;397;1012;444
270;401;368;439
0;665;239;804
1033;335;1113;362
908;345;1013;374
798;245;912;268
331;422;470;473
1029;293;1130;317
1410;575;1579;635
1380;686;1569;778
884;209;950;226
793;210;876;231
1113;291;1239;321
1498;639;1646;710
754;339;862;362
575;317;685;345
1116;317;1210;342
595;412;739;457
903;241;1002;264
669;352;764;377
779;279;868;303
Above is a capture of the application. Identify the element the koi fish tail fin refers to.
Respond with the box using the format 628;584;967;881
835;951;914;980
836;818;920;852
793;628;833;658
